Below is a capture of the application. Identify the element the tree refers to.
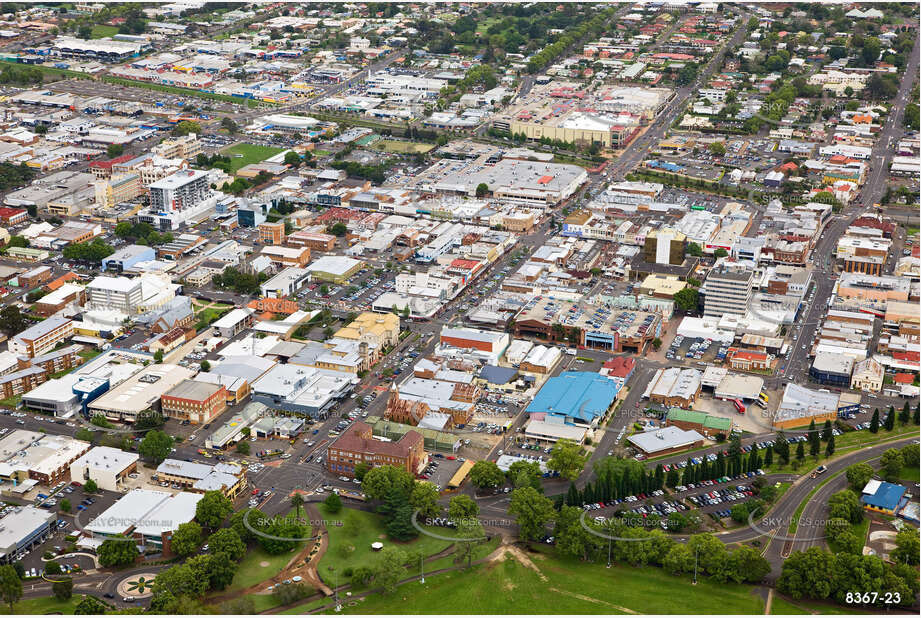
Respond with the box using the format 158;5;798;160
171;521;203;557
891;528;920;565
353;462;371;481
869;409;880;433
207;528;246;561
74;596;109;614
824;434;835;457
324;491;342;513
172;120;201;136
898;402;911;425
713;248;729;258
652;337;662;351
229;508;266;543
828;490;863;524
673;288;699;312
361;465;415;501
884;407;895;431
663;543;695;574
200;360;211;372
880;448;903;481
845;463;874;491
0;306;29;337
52;578;73;601
448;495;479;521
236;440;250;455
77;24;92;40
83;479;98;493
686;242;703;257
507;460;543;491
508;487;555;542
708;142;726;156
0;565;20;612
220;117;238;134
373;547;407;593
725;545;770;583
196;491;233;530
138;430;173;463
795;441;805;461
106;143;124;158
547;439;586;481
410;482;441;519
284;151;302;167
97;537;139;568
60;498;71;513
153;349;164;363
290;492;305;520
453;519;486;569
475;182;489;197
469;460;504;488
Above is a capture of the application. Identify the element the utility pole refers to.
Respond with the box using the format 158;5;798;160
420;553;425;584
606;535;612;568
331;567;341;612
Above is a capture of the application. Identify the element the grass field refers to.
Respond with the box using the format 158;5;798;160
0;394;21;409
316;504;452;586
1;596;82;615
0;60;93;81
770;595;871;615
374;140;435;154
101;76;263;108
312;548;768;615
223;543;304;594
90;24;119;38
192;301;232;330
222;143;284;173
898;465;919;481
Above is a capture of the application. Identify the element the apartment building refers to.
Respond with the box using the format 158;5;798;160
86;276;143;313
8;316;73;358
94;173;143;209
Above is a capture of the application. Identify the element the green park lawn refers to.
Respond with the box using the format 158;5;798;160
90;24;119;38
223;543;305;594
316;504;452;586
770;596;871;615
222;143;284;174
311;549;768;615
2;596;82;615
898;465;920;482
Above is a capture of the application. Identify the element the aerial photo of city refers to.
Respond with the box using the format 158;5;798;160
0;0;916;616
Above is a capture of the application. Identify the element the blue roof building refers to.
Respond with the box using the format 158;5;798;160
525;371;618;427
860;480;908;514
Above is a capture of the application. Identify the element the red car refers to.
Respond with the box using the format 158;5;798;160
446;456;456;460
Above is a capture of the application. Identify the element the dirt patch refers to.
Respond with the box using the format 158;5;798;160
487;544;547;582
259;561;271;568
548;587;638;614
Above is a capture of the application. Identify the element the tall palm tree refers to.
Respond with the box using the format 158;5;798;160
290;493;304;520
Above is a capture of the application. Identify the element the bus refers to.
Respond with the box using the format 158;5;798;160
732;399;746;414
759;392;769;403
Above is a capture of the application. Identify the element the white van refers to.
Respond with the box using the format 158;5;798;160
565;348;577;356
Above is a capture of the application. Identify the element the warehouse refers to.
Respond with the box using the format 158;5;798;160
524;419;588;444
665;408;732;438
645;367;702;408
259;267;310;299
628;426;705;456
69;446;138;492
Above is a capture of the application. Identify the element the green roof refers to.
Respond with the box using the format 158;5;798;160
667;407;732;431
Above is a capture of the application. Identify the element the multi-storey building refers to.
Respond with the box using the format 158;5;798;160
161;380;227;425
326;421;424;478
701;266;753;317
8;317;73;358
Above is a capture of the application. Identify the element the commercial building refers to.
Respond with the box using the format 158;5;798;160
334;312;400;360
628;426;705;456
519;345;561;374
82;489;203;556
88;364;195;422
212;308;254;339
665;408;732;438
523;419;588;445
385;378;478;428
0;430;90;486
69;447;139;492
851;358;884;393
305;255;362;283
258;221;286;245
8;316;73;358
160;380;227;425
809;352;854;387
140;169;216;231
439;327;510;364
286;229;337;252
859;480;908;516
701;267;753;317
773;383;840;429
102;245;156;273
0;506;57;564
645;367;702;408
525;371;618;428
326;421;424;479
155;459;246;498
251;364;354;418
260;267;310;299
260;245;310;268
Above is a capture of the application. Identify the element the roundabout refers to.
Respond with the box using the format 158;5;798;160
116;573;157;599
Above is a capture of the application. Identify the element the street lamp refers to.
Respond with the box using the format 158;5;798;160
420;553;425;584
606;535;612;569
692;547;699;585
330;567;341;612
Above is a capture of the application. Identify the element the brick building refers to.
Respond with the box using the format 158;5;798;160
161;380;227;425
326;421;424;478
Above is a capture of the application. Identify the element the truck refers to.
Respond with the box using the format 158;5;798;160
732;399;746;414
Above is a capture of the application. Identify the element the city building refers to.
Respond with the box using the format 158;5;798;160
0;506;57;564
87;364;195;422
8;316;73;358
0;430;90;486
525;371;618;428
646;367;702;408
259;267;310;299
155;459;246;498
101;245;156;273
773;383;840;429
258;221;286;245
859;480;908;516
69;447;139;492
160;380;227;425
809;352;854;387
665;408;732;438
701;267;753;317
326;421;424;478
305;255;362;283
628;425;705;456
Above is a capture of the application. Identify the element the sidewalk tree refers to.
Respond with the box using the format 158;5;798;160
508;487;555;542
469;460;504;488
